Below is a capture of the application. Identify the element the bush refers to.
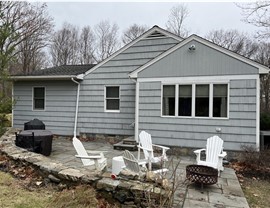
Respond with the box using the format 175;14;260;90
260;113;270;130
0;96;12;114
0;95;12;137
239;145;270;179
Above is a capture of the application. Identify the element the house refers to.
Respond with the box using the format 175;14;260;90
11;26;269;151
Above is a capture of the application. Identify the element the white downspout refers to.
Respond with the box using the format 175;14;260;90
129;76;139;142
71;77;81;138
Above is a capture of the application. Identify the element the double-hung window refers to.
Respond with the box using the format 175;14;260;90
33;87;45;110
162;83;228;118
105;86;120;112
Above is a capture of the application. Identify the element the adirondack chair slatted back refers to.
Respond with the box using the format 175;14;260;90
123;150;141;173
72;137;93;166
139;131;154;159
206;135;224;165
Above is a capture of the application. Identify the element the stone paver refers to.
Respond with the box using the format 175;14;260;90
0;129;250;208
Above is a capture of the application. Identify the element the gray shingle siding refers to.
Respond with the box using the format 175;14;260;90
13;80;77;135
77;37;179;136
138;40;258;78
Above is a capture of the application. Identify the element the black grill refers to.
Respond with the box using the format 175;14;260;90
24;118;45;130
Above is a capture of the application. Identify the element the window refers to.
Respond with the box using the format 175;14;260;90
195;85;209;117
105;86;120;111
178;85;192;116
33;87;45;110
162;85;175;116
162;83;228;118
213;84;228;117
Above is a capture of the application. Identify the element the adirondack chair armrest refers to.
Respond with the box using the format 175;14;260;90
86;151;105;158
152;144;170;151
152;168;169;174
194;148;206;163
137;145;152;152
218;151;227;158
75;155;102;159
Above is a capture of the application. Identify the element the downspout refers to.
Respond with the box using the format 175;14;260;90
129;76;139;142
71;77;82;138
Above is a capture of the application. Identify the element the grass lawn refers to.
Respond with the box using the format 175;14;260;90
0;171;115;208
241;177;270;208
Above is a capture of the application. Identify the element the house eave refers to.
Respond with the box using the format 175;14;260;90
10;75;82;81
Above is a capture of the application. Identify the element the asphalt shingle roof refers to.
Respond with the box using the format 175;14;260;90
14;64;96;76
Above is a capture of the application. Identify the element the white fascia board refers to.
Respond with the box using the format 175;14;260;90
129;34;269;78
83;26;182;77
11;75;76;80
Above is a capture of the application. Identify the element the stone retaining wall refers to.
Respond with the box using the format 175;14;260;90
0;128;171;208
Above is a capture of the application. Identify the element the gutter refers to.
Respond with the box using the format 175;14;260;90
10;75;77;81
71;74;84;138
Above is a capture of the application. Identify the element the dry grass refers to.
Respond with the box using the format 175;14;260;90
0;171;102;208
0;172;54;208
241;177;270;208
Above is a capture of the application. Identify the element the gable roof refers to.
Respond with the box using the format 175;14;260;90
11;64;95;80
83;25;183;76
129;34;269;78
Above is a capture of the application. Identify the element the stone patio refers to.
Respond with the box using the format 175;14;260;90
0;128;250;208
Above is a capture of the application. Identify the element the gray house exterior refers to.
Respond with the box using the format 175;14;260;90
12;26;269;151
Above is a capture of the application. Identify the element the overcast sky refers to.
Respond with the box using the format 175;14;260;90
46;1;258;37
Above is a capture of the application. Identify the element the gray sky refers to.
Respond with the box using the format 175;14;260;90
46;2;257;37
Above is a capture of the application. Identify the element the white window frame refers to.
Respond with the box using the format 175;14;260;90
104;85;120;113
161;82;229;119
32;86;46;111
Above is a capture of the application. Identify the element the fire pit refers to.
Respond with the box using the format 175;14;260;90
186;165;218;188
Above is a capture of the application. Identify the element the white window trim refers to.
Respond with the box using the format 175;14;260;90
104;85;120;113
32;86;46;111
161;82;229;120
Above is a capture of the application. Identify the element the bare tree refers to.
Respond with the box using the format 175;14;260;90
50;23;79;66
166;4;189;38
238;1;270;38
205;29;258;58
94;20;119;62
255;42;270;113
16;3;53;73
0;1;53;94
122;24;148;44
79;26;96;64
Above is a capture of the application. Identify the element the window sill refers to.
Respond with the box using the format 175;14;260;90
105;110;120;113
161;115;229;120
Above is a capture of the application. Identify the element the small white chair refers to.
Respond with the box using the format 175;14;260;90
123;150;168;179
72;137;107;171
138;131;170;171
194;135;227;174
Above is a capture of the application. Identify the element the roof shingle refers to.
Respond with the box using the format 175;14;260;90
14;64;96;76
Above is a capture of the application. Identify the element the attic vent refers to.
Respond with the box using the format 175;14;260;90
146;31;166;38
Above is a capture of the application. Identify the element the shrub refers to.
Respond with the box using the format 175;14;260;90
0;95;12;137
239;145;270;179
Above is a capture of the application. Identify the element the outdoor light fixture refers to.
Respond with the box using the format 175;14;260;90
189;44;196;51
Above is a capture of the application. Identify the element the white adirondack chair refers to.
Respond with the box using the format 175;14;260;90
123;150;168;179
138;131;170;171
72;137;107;171
194;135;227;174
